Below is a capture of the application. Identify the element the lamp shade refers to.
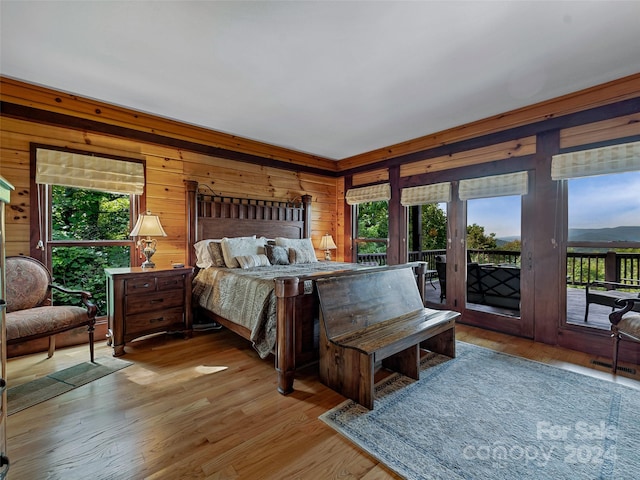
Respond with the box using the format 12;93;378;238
319;234;337;250
129;212;167;237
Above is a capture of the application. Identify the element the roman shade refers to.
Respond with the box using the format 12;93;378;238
36;149;145;195
551;141;640;180
400;182;452;206
345;183;391;205
459;171;528;201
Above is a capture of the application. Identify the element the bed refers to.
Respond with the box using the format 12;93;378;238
185;180;427;394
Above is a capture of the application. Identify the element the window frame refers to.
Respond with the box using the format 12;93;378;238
29;143;145;287
352;200;390;264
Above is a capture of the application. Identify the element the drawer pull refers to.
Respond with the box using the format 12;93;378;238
150;299;164;304
150;317;164;323
133;282;152;289
0;378;6;392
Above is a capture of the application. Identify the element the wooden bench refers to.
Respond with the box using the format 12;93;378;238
315;266;460;409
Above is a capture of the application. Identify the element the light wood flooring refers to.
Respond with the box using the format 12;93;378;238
5;325;639;480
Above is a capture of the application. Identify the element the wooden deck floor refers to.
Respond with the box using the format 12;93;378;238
423;277;613;331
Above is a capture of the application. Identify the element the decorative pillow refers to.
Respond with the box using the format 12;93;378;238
193;239;222;268
288;246;317;264
206;241;226;267
265;244;289;265
221;235;258;268
235;254;271;269
256;236;269;254
275;237;318;263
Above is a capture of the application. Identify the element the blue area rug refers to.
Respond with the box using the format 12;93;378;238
320;342;640;479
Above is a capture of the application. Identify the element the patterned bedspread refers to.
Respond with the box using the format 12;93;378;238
192;262;364;358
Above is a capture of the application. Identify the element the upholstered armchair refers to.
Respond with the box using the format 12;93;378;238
5;256;97;362
608;297;640;374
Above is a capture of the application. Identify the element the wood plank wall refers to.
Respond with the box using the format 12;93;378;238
0;119;340;265
1;75;640;362
1;74;639;269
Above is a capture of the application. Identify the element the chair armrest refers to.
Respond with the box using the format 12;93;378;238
589;281;640;291
609;298;640;326
50;284;98;317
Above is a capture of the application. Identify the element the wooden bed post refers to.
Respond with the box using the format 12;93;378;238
301;194;312;239
184;180;198;269
275;276;300;394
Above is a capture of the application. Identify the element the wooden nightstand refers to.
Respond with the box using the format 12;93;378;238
105;266;193;356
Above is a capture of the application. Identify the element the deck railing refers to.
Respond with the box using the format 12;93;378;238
357;249;640;286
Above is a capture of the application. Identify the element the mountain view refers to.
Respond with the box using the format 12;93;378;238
568;226;640;242
495;226;640;245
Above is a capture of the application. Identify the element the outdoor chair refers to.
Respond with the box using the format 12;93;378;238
5;256;97;362
585;280;640;323
608;297;640;374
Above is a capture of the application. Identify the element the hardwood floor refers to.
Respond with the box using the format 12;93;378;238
6;325;639;479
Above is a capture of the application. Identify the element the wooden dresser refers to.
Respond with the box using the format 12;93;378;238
0;176;14;478
105;266;193;356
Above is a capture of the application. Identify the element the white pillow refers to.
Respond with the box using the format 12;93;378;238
275;237;318;263
221;236;258;268
235;254;271;269
193;239;221;268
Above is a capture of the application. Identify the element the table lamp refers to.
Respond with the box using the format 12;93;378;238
319;233;337;261
129;211;167;268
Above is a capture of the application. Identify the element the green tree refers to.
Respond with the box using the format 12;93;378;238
501;239;521;251
421;204;447;250
467;223;497;250
357;201;389;254
51;186;131;313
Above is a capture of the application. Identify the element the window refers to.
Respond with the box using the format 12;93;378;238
552;141;640;330
31;145;144;315
355;200;389;265
49;185;134;313
465;195;522;316
460;172;527;315
408;203;448;256
347;183;391;265
565;171;640;329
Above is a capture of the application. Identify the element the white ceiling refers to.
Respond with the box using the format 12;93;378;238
2;1;640;161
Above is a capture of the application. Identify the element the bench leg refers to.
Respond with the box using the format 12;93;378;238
383;344;420;380
319;341;375;410
421;327;456;358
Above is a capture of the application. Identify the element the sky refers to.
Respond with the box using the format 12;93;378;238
465;171;640;239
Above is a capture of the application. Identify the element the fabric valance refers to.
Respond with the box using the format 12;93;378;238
345;183;391;205
400;182;451;206
551;141;640;180
36;149;145;195
459;171;528;201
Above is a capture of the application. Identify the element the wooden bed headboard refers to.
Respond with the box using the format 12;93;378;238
184;180;312;268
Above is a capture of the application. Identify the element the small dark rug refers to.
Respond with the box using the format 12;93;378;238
7;357;132;415
320;342;640;480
